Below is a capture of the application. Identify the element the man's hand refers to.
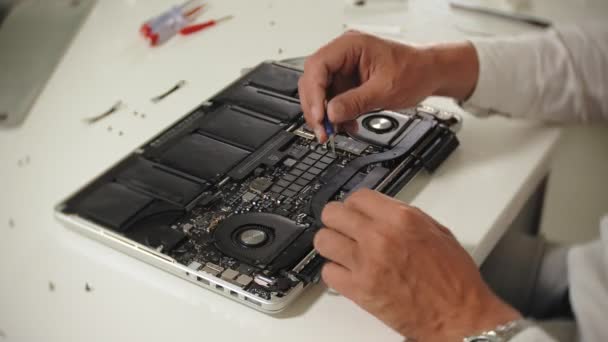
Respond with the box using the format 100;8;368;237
315;189;521;340
298;31;479;142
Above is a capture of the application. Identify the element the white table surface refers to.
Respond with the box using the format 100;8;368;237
1;0;605;341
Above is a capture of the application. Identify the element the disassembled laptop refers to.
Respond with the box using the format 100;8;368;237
56;61;461;313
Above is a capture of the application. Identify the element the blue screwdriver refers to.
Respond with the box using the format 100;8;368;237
323;115;336;154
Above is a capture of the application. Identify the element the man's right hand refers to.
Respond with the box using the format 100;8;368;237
298;31;479;142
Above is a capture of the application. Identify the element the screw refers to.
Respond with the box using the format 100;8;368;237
269;20;276;26
141;113;146;118
107;126;113;132
85;282;93;292
278;48;283;54
49;281;55;291
8;219;14;228
118;131;124;136
0;329;6;338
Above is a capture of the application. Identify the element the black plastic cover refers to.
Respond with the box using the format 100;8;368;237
197;105;282;151
227;131;297;180
76;182;153;231
116;157;207;206
248;63;301;96
159;133;250;181
125;201;186;251
420;130;460;172
215;85;301;123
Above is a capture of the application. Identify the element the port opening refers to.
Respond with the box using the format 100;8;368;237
245;296;262;306
196;276;209;285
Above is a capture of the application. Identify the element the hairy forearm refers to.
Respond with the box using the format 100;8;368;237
429;41;480;102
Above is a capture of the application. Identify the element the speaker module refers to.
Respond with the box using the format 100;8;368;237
362;114;398;134
349;110;413;147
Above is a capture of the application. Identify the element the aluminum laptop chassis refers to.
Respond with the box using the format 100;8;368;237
55;61;462;313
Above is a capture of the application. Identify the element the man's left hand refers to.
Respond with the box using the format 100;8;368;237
315;189;521;340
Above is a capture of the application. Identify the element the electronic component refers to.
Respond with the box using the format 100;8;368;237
350;110;413;147
241;192;257;202
221;268;239;281
282;158;297;168
334;135;369;155
188;261;202;270
202;262;224;276
236;274;253;287
249;177;273;194
293;128;315;140
214;213;304;267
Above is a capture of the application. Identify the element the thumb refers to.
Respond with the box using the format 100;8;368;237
327;78;385;124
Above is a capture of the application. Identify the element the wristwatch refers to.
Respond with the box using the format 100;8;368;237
463;319;532;342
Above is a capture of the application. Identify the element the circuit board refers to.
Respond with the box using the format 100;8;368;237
169;132;383;299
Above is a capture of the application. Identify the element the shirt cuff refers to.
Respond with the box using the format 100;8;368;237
459;39;512;118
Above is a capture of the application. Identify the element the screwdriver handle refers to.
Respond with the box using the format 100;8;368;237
323;116;335;137
180;15;234;35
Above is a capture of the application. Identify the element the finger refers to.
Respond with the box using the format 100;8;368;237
337;119;359;136
298;72;328;142
327;76;386;124
314;228;358;270
328;74;358;98
321;262;355;298
300;35;360;141
343;189;404;225
321;201;372;241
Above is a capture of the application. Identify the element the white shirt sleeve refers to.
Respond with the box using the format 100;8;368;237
462;23;608;123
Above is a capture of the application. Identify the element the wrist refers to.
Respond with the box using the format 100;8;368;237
427;41;479;101
407;292;522;341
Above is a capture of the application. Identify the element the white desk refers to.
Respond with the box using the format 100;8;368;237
1;0;603;340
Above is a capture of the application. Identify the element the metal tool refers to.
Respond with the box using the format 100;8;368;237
324;115;336;154
180;15;234;35
84;101;124;124
151;80;187;103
